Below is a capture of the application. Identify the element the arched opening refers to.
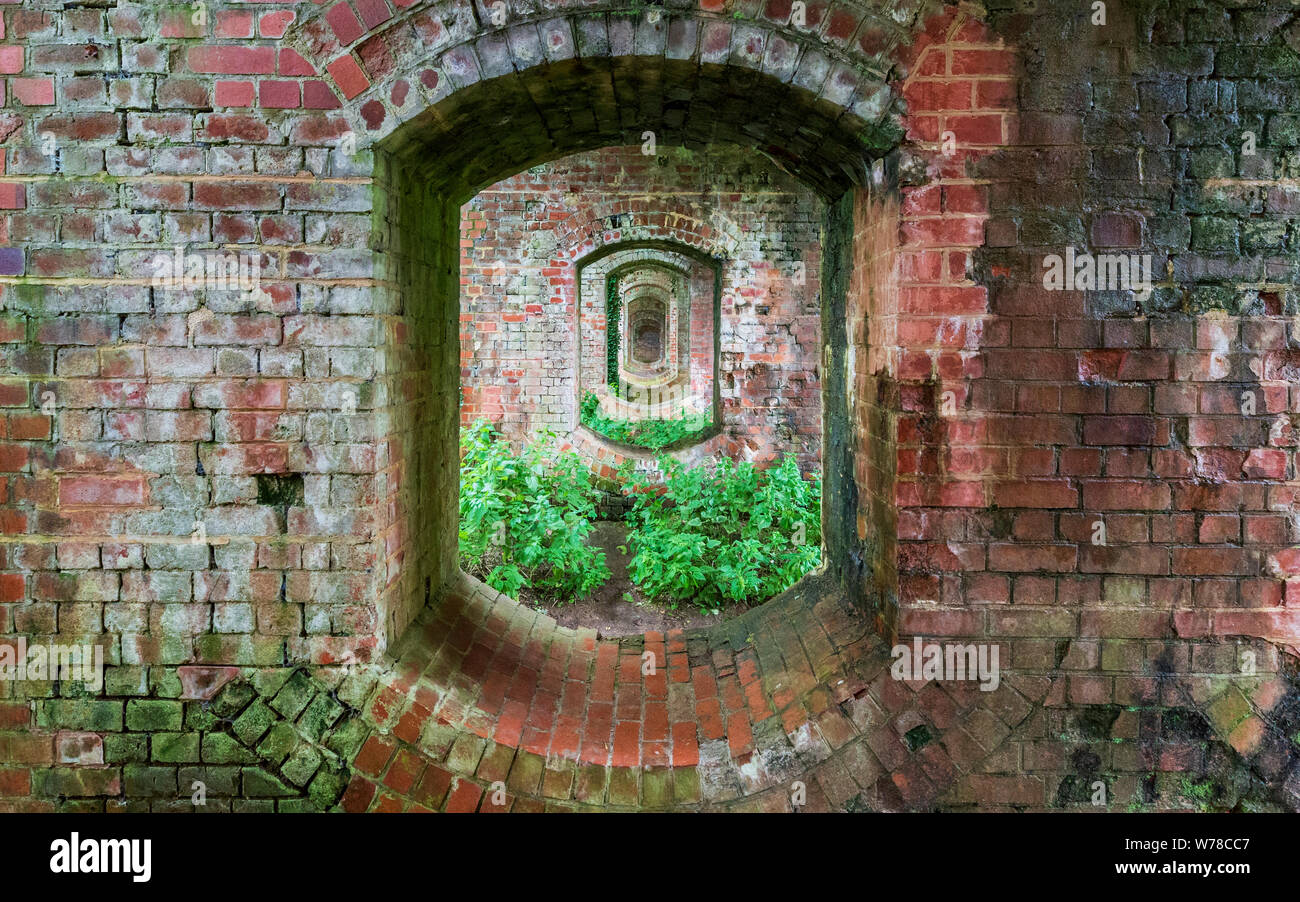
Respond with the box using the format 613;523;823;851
381;49;892;635
363;33;901;792
628;300;665;366
458;145;821;632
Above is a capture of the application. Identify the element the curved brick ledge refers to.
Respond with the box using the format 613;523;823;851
330;572;1046;811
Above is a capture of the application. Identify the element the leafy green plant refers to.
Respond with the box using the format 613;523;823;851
620;454;821;610
606;273;621;389
458;419;610;601
580;391;712;450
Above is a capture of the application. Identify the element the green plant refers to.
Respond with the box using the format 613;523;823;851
621;454;821;610
458;419;610;601
580;391;712;450
605;273;621;389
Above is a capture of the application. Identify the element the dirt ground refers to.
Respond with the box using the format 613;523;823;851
529;520;739;637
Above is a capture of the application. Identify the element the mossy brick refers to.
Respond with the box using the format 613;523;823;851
104;667;150;697
1188;284;1240;314
150;669;184;699
673;766;702;805
211;680;256;718
574;764;608;804
1205;688;1253;735
607;766;640;807
122;765;179;798
194;635;285;667
323;716;369;759
104;733;149;764
281;744;324;787
270;670;317;720
477;742;516;784
241;767;299;798
60;799;111;813
1241;220;1287;253
250;668;293;699
38;699;123;732
185;703;220;732
419;721;458;758
641;766;674;809
307;767;349;809
1188;148;1234;179
446;730;486;773
232;799;276;813
299;692;345;740
152;731;201;764
1191;216;1238;252
336;668;379;709
541;760;575;799
505;750;544;795
231;699;275;746
36;767;121;798
202;731;259;764
255;721;299;766
1268;114;1300;145
125;699;183;731
179;766;240;797
150;635;204;667
276;797;326;813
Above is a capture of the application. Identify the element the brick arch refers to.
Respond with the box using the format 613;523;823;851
279;0;926;198
567;241;726;472
297;0;1038;812
553;199;744;264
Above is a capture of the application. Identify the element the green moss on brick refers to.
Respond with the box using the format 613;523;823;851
211;680;256;719
299;693;345;741
282;745;324;787
38;700;123;732
231;699;276;747
125;699;183;732
202;732;259;765
255;721;299;766
242;767;298;798
152;732;201;764
269;670;316;720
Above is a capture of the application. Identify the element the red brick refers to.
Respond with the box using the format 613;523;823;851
187;46;276;75
326;54;370;100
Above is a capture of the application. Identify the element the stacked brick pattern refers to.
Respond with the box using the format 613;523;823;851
890;2;1300;806
0;0;1298;813
459;145;823;472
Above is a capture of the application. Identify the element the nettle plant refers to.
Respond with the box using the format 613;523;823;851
579;391;712;450
458;419;610;600
620;454;822;611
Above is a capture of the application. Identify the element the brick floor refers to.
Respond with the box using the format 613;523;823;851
337;571;1049;811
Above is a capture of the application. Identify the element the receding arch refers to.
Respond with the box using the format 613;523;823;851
344;4;911;768
378;56;894;201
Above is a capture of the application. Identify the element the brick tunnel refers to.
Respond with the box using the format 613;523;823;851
3;0;1300;814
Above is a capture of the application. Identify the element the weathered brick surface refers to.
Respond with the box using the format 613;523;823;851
1;0;1299;812
460;145;822;473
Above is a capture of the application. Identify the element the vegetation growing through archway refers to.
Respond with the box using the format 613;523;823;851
579;392;712;451
458;420;610;600
621;455;822;610
458;421;821;612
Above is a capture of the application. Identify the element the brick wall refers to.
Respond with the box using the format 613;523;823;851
458;145;823;474
1;0;1298;812
887;2;1300;808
